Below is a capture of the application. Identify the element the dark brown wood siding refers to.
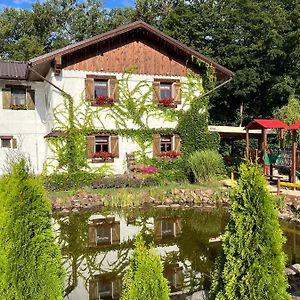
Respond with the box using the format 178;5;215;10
65;40;192;76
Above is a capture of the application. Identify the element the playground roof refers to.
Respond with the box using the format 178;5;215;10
289;121;300;130
245;119;288;130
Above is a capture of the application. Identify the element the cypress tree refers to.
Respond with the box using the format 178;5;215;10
121;234;170;300
0;159;65;299
209;162;290;300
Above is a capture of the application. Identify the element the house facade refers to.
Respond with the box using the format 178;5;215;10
0;21;233;175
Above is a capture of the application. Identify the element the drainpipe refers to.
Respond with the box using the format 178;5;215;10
28;63;71;98
199;76;233;99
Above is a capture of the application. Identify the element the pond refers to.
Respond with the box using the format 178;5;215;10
54;207;300;300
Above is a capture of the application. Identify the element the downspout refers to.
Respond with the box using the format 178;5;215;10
199;76;233;99
28;64;76;173
28;63;71;98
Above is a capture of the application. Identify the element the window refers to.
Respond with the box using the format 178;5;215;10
11;88;26;106
153;80;181;107
1;138;11;148
2;86;35;110
160;135;173;152
94;80;109;98
86;135;119;163
85;76;118;105
154;216;182;240
0;137;16;149
97;280;113;298
96;227;111;245
161;221;175;237
88;218;120;247
95;136;109;153
160;83;172;99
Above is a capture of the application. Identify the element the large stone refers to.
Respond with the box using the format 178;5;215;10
186;290;209;300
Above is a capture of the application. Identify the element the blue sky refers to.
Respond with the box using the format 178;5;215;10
0;0;134;11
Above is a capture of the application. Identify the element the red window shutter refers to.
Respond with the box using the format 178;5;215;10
86;136;95;158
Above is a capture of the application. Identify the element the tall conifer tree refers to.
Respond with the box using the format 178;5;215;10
0;159;65;299
209;162;290;300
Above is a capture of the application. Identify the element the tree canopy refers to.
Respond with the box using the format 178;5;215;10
0;0;299;124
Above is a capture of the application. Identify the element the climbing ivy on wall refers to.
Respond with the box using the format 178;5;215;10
46;64;218;173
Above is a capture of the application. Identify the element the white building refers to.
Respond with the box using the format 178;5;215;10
0;21;233;175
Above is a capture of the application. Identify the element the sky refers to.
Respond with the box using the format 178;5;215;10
0;0;135;11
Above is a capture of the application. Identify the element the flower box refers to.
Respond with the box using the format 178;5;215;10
10;104;28;110
159;151;179;159
158;97;177;108
92;152;114;163
92;96;114;107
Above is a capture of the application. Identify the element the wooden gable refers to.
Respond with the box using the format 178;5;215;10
29;21;233;80
65;39;195;76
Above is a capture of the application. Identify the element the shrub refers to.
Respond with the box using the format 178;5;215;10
92;174;160;189
0;158;65;299
188;150;225;182
209;162;290;300
44;166;112;191
121;234;169;300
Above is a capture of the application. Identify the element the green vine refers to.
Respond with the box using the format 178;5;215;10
46;68;215;174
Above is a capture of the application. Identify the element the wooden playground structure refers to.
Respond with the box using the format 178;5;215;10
245;119;300;197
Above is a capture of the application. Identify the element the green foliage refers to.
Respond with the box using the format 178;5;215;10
0;158;65;299
189;150;225;182
93;174;161;189
43;167;112;191
273;96;300;126
273;95;300;144
121;234;170;300
209;162;290;300
48;70;208;174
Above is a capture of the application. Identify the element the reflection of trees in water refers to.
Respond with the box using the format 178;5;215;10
54;208;228;298
175;209;228;293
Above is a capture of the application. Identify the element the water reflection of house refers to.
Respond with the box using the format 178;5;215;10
89;273;121;300
164;263;184;293
154;216;182;240
88;217;120;248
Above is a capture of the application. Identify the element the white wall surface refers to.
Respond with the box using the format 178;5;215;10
0;68;193;175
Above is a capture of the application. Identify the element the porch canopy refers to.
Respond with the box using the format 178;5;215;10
288;121;300;182
245;119;288;173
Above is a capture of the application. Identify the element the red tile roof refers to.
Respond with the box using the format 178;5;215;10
245;119;288;130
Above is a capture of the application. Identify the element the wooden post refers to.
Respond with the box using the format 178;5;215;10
280;128;284;149
291;129;297;183
277;177;281;196
246;128;249;160
262;128;267;175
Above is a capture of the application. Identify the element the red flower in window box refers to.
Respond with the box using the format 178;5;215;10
95;95;114;105
159;97;176;108
93;151;114;161
159;151;179;158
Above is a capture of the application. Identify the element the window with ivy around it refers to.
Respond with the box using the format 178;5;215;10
85;75;118;106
